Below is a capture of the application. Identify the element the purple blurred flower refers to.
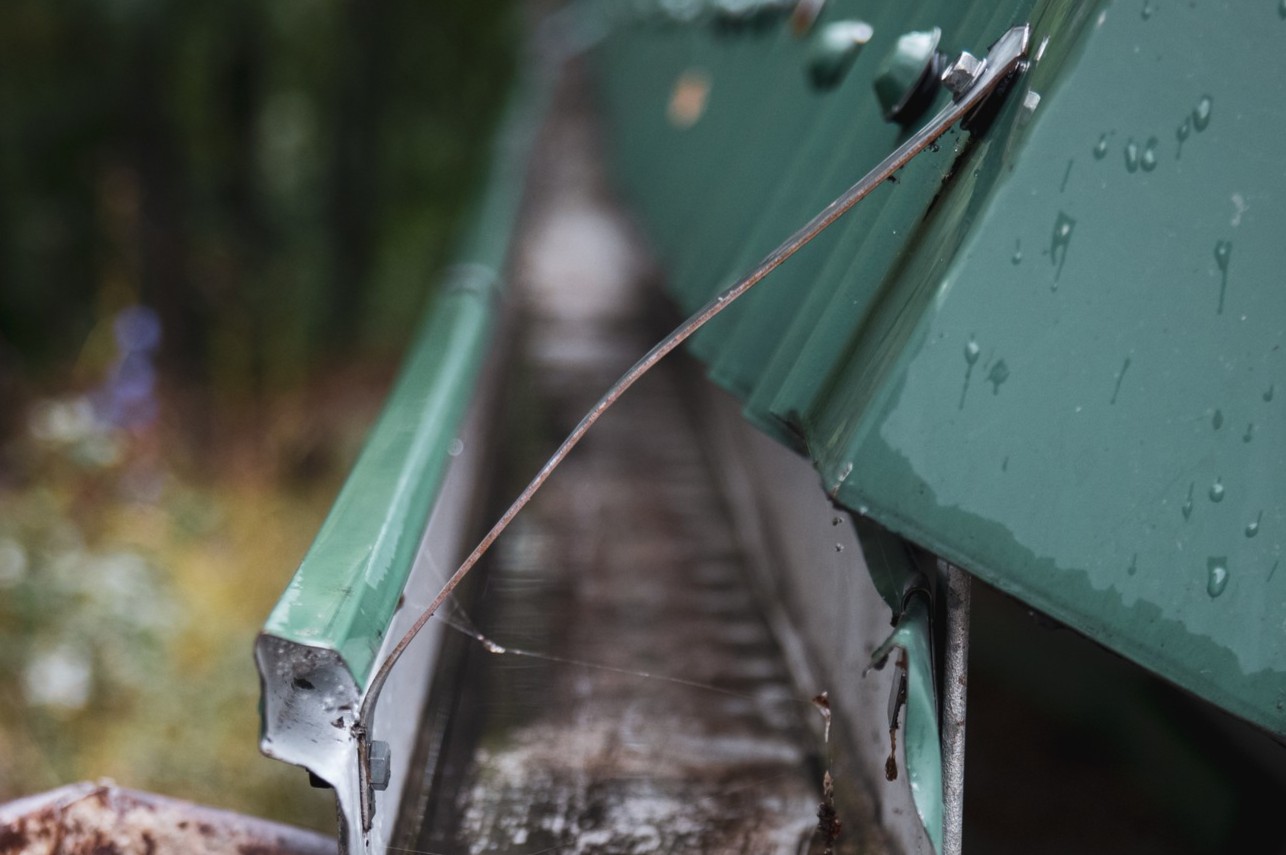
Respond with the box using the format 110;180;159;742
93;305;162;430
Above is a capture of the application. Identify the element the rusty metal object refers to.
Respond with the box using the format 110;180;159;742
0;782;336;855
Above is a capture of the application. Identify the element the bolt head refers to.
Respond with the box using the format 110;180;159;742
807;20;874;89
369;740;392;791
873;27;942;123
940;51;984;98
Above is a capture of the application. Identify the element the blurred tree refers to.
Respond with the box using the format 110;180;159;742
0;0;517;397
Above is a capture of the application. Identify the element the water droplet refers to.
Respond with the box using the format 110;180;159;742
1243;423;1254;443
1050;211;1076;285
1212;409;1224;429
1208;477;1225;503
1001;455;1009;472
1206;557;1229;598
1214;239;1232;314
1175;117;1191;159
1214;239;1232;266
837;461;853;482
1011;239;1022;265
832;516;842;526
960;337;980;409
1182;482;1195;520
987;359;1010;394
1280;0;1286;19
835;543;844;553
1140;136;1159;172
928;141;941;154
1093;133;1109;160
1193;95;1213;132
1141;0;1154;19
1265;384;1275;402
812;692;832;743
1124;138;1140;173
1246;511;1262;538
1110;356;1132;405
1230;192;1248;227
1127;553;1138;576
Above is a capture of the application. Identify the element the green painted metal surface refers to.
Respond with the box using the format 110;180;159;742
855;515;944;850
260;81;546;689
871;595;942;854
818;0;1286;737
593;0;1285;739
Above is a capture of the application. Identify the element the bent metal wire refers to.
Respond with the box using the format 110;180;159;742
354;22;1033;833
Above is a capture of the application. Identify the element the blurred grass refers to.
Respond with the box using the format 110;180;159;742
0;370;398;830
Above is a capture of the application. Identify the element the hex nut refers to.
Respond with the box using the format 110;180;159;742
940;51;984;98
369;740;392;791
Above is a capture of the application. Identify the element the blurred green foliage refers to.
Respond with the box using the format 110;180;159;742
0;438;367;830
0;0;518;392
0;0;519;832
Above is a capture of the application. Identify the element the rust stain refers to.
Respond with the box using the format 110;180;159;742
884;725;899;782
89;834;122;854
0;783;336;855
0;824;29;851
815;770;842;855
667;69;711;129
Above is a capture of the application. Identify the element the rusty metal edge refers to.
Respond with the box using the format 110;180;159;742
0;781;336;855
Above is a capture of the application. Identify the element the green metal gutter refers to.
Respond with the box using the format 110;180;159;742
255;63;551;853
260;81;542;690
